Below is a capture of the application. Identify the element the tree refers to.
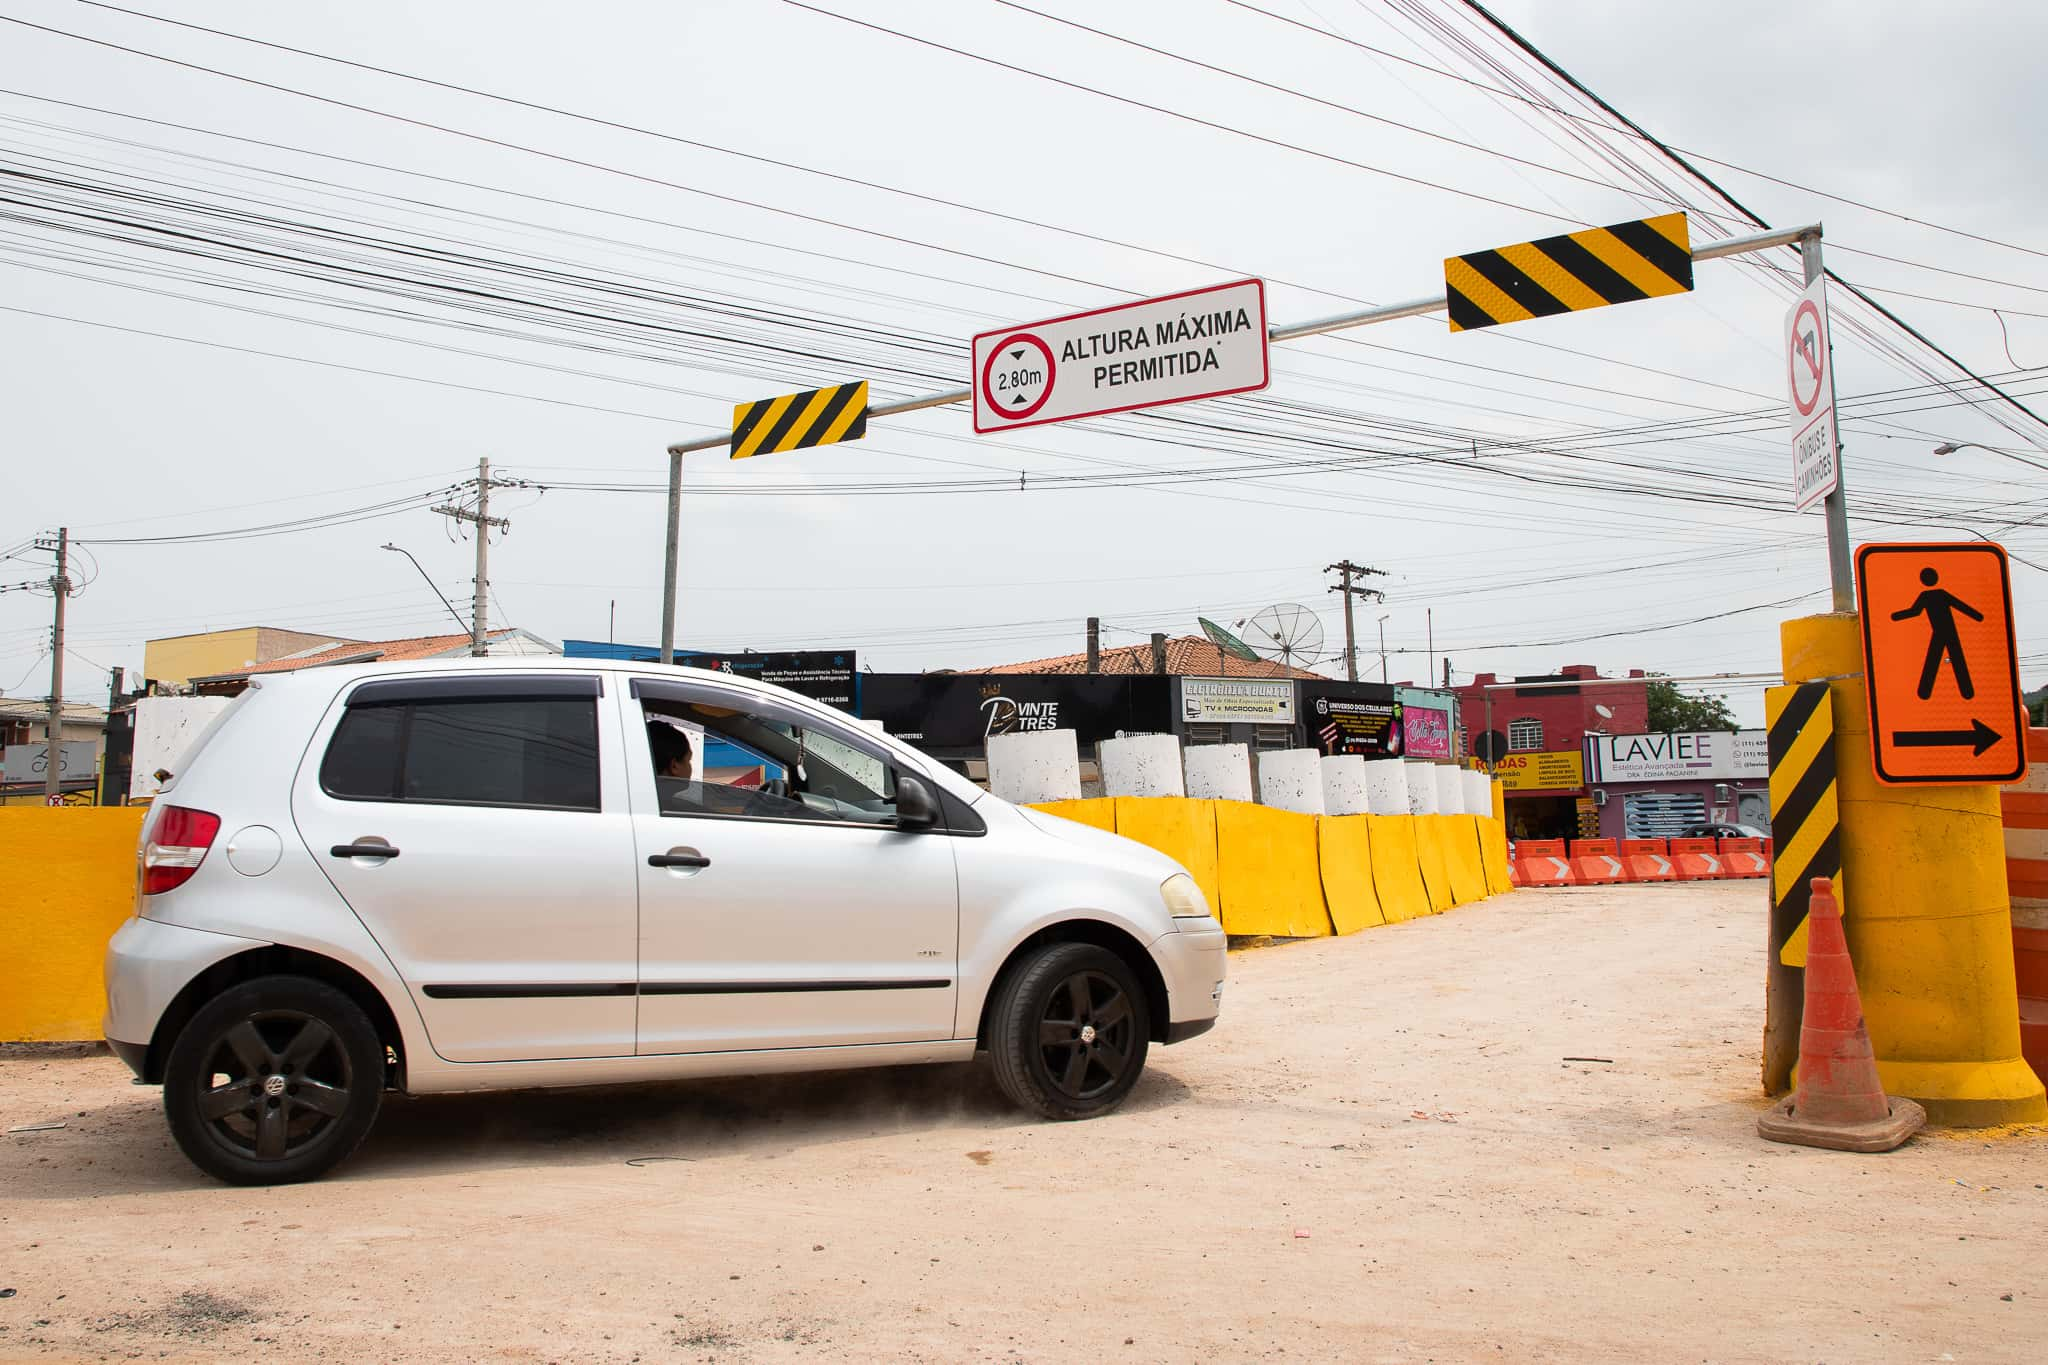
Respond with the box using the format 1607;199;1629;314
1644;676;1739;733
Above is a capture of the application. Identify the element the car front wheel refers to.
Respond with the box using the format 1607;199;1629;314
162;975;385;1185
987;942;1151;1120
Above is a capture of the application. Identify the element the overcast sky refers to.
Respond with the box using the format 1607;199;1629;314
3;0;2044;728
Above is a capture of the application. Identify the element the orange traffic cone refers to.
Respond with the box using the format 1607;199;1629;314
1757;876;1927;1152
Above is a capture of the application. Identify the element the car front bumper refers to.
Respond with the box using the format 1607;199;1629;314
1154;918;1226;1043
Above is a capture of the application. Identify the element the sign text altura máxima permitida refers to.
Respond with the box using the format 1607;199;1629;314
971;279;1269;433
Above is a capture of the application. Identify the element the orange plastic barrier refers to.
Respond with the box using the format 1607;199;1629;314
1667;837;1728;881
1512;838;1577;887
1718;837;1771;879
1568;837;1625;886
2001;728;2048;1079
1620;837;1677;883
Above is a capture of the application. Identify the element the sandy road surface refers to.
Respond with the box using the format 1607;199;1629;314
3;883;2045;1363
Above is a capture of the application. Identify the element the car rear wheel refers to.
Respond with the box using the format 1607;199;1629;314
987;942;1150;1120
162;975;384;1185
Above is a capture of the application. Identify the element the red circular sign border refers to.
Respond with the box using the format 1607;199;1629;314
1789;298;1827;418
980;332;1057;423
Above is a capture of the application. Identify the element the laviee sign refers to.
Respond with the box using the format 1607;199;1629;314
1584;730;1767;783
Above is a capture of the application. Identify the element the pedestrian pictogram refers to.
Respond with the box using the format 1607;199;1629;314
1856;541;2025;785
1784;276;1839;511
970;279;1269;433
1443;212;1693;333
729;380;869;459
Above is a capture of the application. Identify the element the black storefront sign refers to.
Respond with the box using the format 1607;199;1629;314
1299;680;1404;757
560;641;857;709
860;674;1173;755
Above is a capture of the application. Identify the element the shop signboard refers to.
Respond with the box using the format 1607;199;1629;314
1179;676;1294;725
859;674;1172;753
1;740;97;785
1402;704;1453;759
1493;749;1584;793
1584;730;1768;783
1300;681;1402;756
563;641;857;709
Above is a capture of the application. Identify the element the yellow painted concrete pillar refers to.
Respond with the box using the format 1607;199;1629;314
1783;613;2046;1125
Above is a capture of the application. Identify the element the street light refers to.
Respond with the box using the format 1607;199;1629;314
380;544;471;635
1376;614;1391;683
1933;441;2048;474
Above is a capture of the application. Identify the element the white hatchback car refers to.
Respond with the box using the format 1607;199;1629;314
105;659;1226;1184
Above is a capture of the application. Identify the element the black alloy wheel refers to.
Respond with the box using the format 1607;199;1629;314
988;942;1151;1120
1038;970;1137;1103
163;976;384;1185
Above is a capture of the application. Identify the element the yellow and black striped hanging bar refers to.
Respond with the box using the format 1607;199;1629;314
1444;212;1694;332
730;380;869;459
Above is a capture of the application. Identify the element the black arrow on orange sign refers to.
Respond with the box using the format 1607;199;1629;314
1891;719;2001;755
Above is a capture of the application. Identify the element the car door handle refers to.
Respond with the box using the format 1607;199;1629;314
648;852;710;869
331;842;400;860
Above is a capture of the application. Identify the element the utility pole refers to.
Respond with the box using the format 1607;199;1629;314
433;459;511;656
1086;617;1100;674
1802;231;1855;613
1327;561;1388;682
43;527;69;803
1376;614;1390;684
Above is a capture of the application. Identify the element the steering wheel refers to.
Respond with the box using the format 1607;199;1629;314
756;777;791;802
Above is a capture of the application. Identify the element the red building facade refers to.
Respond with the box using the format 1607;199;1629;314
1455;665;1650;840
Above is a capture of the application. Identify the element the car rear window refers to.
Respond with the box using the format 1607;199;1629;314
320;694;600;812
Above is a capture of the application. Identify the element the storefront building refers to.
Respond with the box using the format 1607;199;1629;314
1583;730;1769;839
1454;665;1649;841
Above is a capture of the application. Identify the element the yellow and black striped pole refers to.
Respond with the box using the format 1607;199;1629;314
1763;679;1841;1093
1444;212;1694;332
730;380;868;459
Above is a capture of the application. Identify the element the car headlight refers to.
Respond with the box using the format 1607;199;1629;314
1160;872;1212;920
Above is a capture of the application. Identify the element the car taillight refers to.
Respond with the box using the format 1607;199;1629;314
142;805;222;895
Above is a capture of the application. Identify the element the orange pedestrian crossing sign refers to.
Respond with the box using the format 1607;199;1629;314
1856;541;2026;786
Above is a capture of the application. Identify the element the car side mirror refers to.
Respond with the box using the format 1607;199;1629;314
894;775;939;833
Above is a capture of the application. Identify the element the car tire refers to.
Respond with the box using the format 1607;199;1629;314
162;975;385;1186
987;942;1151;1121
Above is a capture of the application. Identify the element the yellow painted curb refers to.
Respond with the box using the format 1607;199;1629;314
1317;814;1386;935
1364;815;1431;923
1215;802;1331;938
0;807;146;1042
1113;796;1220;920
1414;814;1455;915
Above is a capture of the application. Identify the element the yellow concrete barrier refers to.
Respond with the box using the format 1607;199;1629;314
1029;797;1118;833
1365;815;1431;923
1479;815;1514;896
1215;801;1331;938
1413;814;1455;915
1782;613;2048;1125
1113;796;1220;919
1441;815;1489;906
0;807;145;1042
1317;815;1386;935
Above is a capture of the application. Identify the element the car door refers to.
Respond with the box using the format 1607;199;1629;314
624;675;960;1055
291;671;640;1062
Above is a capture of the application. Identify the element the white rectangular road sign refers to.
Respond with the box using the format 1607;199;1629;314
1785;274;1839;512
972;279;1268;434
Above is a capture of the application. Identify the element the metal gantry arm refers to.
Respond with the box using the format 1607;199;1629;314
656;223;1829;662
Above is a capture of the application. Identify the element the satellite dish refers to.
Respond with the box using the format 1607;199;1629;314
1197;616;1261;664
1595;704;1615;719
1239;603;1326;669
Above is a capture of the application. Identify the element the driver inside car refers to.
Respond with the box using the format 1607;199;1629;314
647;718;794;818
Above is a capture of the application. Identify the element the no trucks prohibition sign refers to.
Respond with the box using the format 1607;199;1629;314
970;278;1269;433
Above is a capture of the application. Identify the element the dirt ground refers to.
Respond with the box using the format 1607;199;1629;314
3;883;2045;1364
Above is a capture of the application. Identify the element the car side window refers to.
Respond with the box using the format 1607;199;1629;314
639;690;899;828
319;679;601;812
